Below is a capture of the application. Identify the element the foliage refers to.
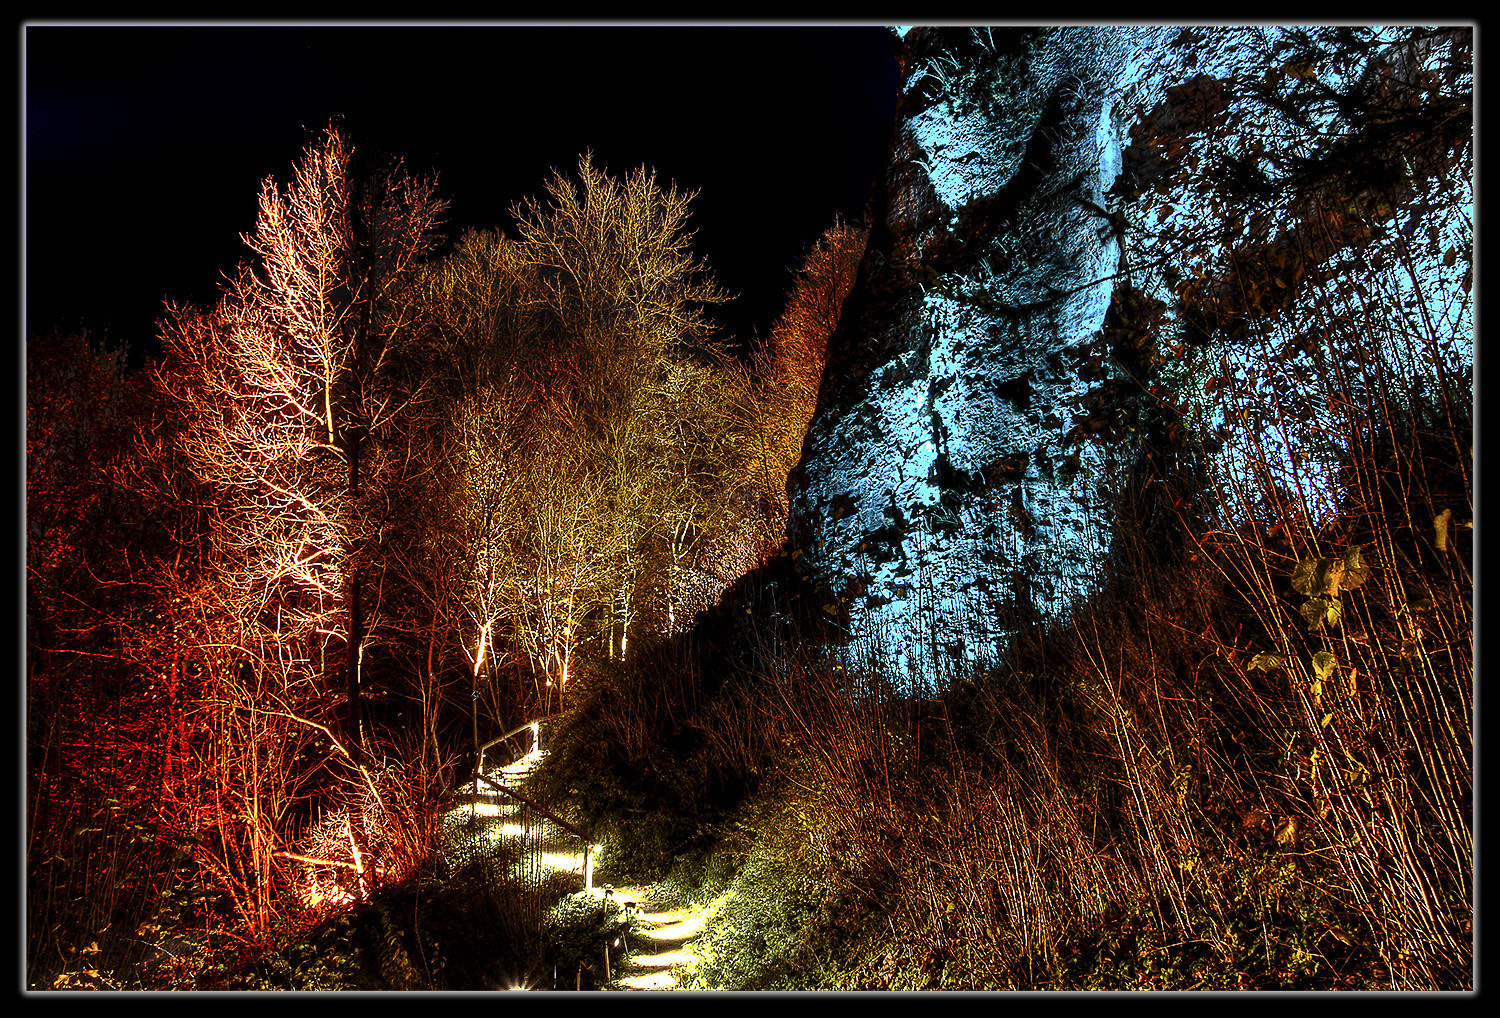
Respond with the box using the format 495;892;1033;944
418;155;767;713
26;137;785;988
747;218;868;552
162;834;576;991
26;333;177;988
528;26;1470;993
528;634;779;883
541;890;635;991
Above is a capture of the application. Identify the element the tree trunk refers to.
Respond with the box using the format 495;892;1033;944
345;567;364;766
345;425;366;766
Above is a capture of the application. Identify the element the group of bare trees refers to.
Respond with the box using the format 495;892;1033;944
29;124;860;952
423;156;753;702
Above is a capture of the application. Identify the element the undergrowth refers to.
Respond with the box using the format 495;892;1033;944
531;313;1471;994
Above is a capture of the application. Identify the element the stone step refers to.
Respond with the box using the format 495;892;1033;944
606;887;715;991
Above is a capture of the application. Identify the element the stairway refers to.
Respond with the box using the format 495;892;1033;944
608;887;712;991
455;743;714;990
495;747;546;783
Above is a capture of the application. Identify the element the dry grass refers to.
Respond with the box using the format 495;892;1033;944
591;247;1472;987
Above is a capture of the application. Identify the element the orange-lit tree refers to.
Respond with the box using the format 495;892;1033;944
26;332;171;978
749;219;868;553
147;125;448;920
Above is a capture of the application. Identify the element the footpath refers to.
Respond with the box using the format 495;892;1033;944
604;886;716;991
477;744;714;990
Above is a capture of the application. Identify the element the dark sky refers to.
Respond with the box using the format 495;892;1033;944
24;24;901;364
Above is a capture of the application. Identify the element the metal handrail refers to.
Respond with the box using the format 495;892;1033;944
472;769;599;890
476;716;557;777
471;771;589;842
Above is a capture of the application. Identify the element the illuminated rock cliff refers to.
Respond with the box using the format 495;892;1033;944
788;25;1471;689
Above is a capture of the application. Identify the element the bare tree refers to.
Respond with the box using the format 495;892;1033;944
410;229;554;725
147;125;447;908
220;123;446;762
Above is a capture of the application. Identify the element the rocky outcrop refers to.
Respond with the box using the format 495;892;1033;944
787;25;1472;689
789;27;1161;685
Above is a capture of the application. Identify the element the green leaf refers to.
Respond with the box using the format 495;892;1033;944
1290;558;1320;596
1300;596;1341;631
1311;651;1338;685
1318;558;1347;598
1248;652;1289;673
1294;549;1366;598
1340;545;1370;588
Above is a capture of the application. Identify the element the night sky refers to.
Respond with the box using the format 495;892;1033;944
24;24;902;365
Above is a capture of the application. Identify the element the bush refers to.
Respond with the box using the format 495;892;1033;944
541;891;635;990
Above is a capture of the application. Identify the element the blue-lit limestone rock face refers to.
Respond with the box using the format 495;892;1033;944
791;26;1471;692
791;27;1158;686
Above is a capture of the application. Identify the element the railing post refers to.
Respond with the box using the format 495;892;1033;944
584;843;593;890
